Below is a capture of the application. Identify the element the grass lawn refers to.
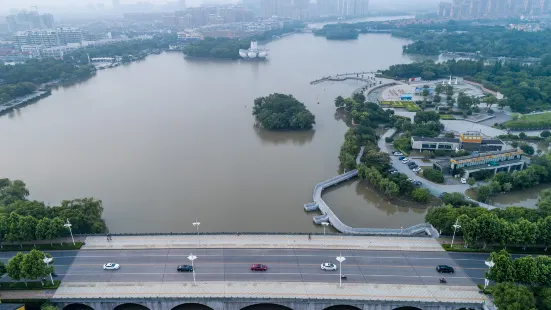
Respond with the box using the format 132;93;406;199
403;101;421;112
443;243;551;254
1;242;82;252
379;101;392;106
0;280;60;290
503;112;551;129
440;114;456;120
390;101;405;108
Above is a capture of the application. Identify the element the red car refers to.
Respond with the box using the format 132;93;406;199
250;264;267;271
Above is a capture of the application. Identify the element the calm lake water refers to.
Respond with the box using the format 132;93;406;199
0;30;430;233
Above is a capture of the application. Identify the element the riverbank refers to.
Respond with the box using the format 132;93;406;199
0;90;51;116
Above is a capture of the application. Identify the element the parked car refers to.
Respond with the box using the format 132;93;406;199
103;263;120;270
413;167;422;173
320;263;338;271
412;181;422;186
436;265;455;273
250;264;267;271
461;178;467;184
401;158;410;164
388;168;397;173
390;170;399;174
392;151;403;156
407;178;414;182
408;163;418;169
398;156;406;160
177;265;193;272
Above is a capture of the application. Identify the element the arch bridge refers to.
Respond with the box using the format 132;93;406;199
56;298;482;310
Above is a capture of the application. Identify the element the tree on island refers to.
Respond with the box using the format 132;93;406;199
252;93;315;130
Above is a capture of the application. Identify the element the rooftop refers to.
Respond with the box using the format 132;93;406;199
453;149;523;162
464;159;525;171
481;139;504;145
411;136;459;143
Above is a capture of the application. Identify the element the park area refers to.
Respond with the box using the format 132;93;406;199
379;101;421;112
503;112;551;130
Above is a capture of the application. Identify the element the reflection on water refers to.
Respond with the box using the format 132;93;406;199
489;184;551;209
254;126;315;145
322;180;429;229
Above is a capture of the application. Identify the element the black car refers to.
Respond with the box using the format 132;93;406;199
177;265;194;272
409;164;419;169
436;265;455;273
412;181;422;186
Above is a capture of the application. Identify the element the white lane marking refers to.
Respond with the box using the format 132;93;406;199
53;254;463;260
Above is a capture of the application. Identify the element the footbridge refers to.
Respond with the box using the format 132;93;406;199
304;146;433;236
310;72;377;85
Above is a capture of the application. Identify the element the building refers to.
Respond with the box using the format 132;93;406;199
433;149;526;178
12;28;84;50
40;44;79;59
56;27;84;44
438;2;452;16
411;132;504;152
317;0;340;16
5;11;55;32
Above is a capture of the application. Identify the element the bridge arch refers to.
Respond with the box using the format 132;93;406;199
63;303;95;310
324;306;362;310
113;303;150;310
240;303;293;310
171;303;214;310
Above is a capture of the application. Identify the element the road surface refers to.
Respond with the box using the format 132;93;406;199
1;248;489;286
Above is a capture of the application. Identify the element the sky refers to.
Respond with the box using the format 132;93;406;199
2;0;441;14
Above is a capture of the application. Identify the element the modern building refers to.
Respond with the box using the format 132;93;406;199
5;11;55;32
40;44;79;59
57;27;84;44
438;2;452;16
434;149;526;178
445;0;550;18
411;132;504;152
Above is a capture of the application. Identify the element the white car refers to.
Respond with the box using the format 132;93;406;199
401;158;410;164
413;167;423;173
103;263;120;270
321;263;338;271
461;178;467;184
392;151;403;156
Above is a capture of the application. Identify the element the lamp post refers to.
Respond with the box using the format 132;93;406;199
321;222;329;236
43;254;54;285
484;260;495;289
400;226;403;235
451;219;461;248
336;253;346;288
64;219;75;245
192;219;200;247
188;253;197;286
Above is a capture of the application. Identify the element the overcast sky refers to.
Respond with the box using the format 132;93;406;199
2;0;440;13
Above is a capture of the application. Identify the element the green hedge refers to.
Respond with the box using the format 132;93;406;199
440;115;456;120
390;101;405;108
0;242;82;252
422;168;445;183
442;243;551;255
0;280;60;290
403;101;421;112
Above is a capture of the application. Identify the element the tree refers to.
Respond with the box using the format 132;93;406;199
467;178;475;186
487;250;515;283
252;93;316;130
411;188;431;202
519;132;527;139
457;92;473;110
0;261;6;276
537;288;551;310
538;217;551;251
7;252;25;286
541;130;551;138
475;213;502;249
483;95;498;110
476;185;493;202
535;255;551;287
352;92;365;104
414;111;440;124
422;168;445;183
334;95;345;108
41;304;59;310
517;218;537;249
492;282;535;310
444;132;455;138
21;249;53;284
519;143;535;155
513;256;538;284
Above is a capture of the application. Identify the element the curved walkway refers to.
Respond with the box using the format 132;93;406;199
310;72;376;85
304;146;435;236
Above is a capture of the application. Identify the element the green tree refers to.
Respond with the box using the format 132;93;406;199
513;256;538;285
411;188;431;202
535;256;551;286
483;95;498;110
21;249;54;285
421;168;444;183
492;282;535;310
7;252;25;286
334;95;345;108
467;178;475;186
538;217;551;251
475;213;502;249
487;250;515;283
252;93;316;130
41;304;59;310
537;288;551;310
519;143;535;155
0;260;6;276
540;130;551;138
476;185;493;202
517;218;537;249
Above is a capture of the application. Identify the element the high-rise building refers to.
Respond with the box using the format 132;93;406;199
317;0;339;16
260;0;278;17
5;11;55;32
56;27;83;44
438;1;452;16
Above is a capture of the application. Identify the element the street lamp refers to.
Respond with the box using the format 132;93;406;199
336;253;346;288
43;254;54;285
451;219;462;248
188;253;197;286
321;222;329;236
484;260;495;289
192;219;200;247
64;219;75;245
400;226;403;235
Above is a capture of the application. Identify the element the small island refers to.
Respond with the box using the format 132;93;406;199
252;93;315;130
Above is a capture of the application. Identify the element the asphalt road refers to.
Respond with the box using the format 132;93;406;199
0;248;490;286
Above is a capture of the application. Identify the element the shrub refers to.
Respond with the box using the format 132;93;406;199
422;168;445;183
385;137;394;143
411;188;431;202
439;114;456;120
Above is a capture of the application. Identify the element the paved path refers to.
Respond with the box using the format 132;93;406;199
0;289;56;300
81;235;444;251
52;280;488;304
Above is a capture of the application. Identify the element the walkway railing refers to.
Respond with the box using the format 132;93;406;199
304;146;433;236
310;72;377;85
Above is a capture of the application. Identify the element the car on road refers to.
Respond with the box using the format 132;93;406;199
408;163;418;169
250;264;267;271
461;178;467;184
413;167;422;173
320;263;338;271
177;265;193;272
401;158;410;164
392;151;403;156
103;263;120;270
407;178;414;182
436;265;455;273
398;156;406;160
412;180;422;186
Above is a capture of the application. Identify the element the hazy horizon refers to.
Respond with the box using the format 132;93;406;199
2;0;441;14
